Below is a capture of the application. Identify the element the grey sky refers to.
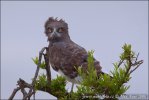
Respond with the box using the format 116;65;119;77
1;1;148;99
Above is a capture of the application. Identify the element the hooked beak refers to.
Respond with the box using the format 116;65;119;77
48;29;61;41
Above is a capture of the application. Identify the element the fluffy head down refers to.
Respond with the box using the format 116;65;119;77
44;17;70;42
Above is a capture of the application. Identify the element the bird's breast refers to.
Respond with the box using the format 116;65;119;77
58;69;82;84
48;41;89;81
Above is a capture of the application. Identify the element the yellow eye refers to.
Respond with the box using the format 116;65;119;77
58;28;64;33
47;27;53;33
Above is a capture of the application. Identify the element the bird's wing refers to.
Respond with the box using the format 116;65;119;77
48;41;102;78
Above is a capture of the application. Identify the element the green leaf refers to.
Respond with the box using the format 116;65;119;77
32;57;39;65
40;61;46;69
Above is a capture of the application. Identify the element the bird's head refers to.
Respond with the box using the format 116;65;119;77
44;17;70;42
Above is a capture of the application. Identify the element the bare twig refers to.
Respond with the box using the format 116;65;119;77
9;78;32;100
24;47;47;99
8;87;21;100
9;47;48;100
118;60;124;68
128;53;143;74
135;53;139;63
129;60;143;74
20;87;27;98
32;47;47;85
43;47;51;84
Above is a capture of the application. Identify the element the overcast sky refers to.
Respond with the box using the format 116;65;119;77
1;1;148;99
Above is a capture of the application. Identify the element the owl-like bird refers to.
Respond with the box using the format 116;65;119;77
44;17;103;92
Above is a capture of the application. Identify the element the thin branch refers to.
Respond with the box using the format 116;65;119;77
9;47;47;100
116;52;143;93
32;47;47;85
128;53;143;74
9;78;32;100
24;47;47;99
125;56;132;76
43;47;51;84
135;53;139;63
118;60;124;68
8;87;21;100
129;60;143;74
21;88;27;98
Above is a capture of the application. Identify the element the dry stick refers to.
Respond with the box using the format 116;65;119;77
8;78;32;100
21;79;32;99
9;47;47;100
23;47;47;100
17;78;28;98
8;87;21;99
21;88;27;98
129;60;143;74
129;53;143;74
43;47;51;84
135;53;139;63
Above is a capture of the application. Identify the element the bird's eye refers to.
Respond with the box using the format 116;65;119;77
47;27;53;33
57;27;64;33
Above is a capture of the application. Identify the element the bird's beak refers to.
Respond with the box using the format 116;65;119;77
50;28;57;38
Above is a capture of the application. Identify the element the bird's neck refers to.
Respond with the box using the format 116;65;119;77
48;36;71;43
